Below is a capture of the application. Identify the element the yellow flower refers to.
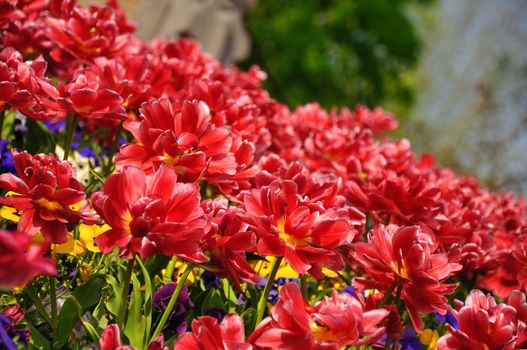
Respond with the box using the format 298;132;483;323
52;234;85;256
0;192;24;222
251;258;299;279
165;261;196;285
0;206;21;222
420;329;439;350
78;223;108;253
79;263;92;281
51;224;109;257
321;267;340;278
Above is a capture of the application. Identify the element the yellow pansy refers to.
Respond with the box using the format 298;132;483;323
163;261;197;285
251;258;299;279
79;263;92;281
420;329;439;350
51;224;109;257
0;192;24;222
52;234;85;256
0;206;21;222
78;223;109;253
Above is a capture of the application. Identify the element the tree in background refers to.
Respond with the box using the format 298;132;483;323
242;0;431;115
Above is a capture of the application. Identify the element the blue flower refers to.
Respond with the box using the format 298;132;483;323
433;310;459;329
0;140;15;174
399;327;421;350
153;283;193;335
0;314;17;350
342;285;357;298
201;271;220;289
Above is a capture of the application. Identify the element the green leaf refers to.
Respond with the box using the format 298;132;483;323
27;322;52;350
56;275;105;348
135;256;153;344
201;289;225;314
241;308;257;336
92;298;109;330
221;278;238;304
24;119;56;154
104;274;123;317
61;294;100;343
124;274;146;349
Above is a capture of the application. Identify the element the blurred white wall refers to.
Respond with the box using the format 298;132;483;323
134;0;254;64
408;0;527;195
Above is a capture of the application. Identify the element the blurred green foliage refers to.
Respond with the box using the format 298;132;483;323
241;0;431;115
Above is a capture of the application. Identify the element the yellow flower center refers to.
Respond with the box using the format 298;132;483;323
75;105;92;114
391;261;408;279
123;211;133;235
277;216;308;247
162;154;187;174
35;198;62;211
311;321;338;342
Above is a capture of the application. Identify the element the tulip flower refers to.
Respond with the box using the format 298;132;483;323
91;165;207;260
353;224;461;331
0;151;97;243
0;230;55;290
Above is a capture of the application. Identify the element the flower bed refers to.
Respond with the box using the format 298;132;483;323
0;1;526;349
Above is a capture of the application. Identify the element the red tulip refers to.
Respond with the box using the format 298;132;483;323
437;290;518;350
57;72;127;121
248;283;388;349
174;314;252;350
200;199;259;291
241;179;355;276
0;230;55;290
353;224;461;331
0;47;37;112
99;324;134;350
0;151;97;243
91;165;207;260
116;98;253;185
44;1;135;62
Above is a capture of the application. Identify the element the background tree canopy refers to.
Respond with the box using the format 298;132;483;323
241;0;431;115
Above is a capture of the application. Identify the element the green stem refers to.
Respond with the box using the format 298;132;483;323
164;256;178;283
378;281;397;308
335;270;352;285
150;262;196;344
390;286;403;350
67;253;89;286
300;274;308;301
48;277;58;349
25;284;52;325
117;258;135;329
0;109;5;139
384;336;391;350
254;256;283;328
362;212;373;240
63;114;79;161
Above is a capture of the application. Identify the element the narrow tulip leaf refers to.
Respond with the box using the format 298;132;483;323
24;119;56;154
104;274;123;316
27;322;52;350
241;308;257;336
221;278;238;310
201;289;225;314
135;256;153;345
124;273;146;349
61;294;100;343
56;275;105;347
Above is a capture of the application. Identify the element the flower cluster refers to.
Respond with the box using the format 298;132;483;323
0;0;525;349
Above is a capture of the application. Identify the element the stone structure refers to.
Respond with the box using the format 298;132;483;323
408;0;527;195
